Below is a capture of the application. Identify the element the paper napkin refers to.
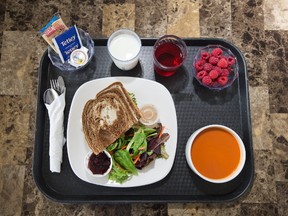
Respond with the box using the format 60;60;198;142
45;90;66;173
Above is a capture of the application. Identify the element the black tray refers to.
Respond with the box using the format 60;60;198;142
33;38;254;203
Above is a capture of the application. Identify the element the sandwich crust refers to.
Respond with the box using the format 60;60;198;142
82;82;142;155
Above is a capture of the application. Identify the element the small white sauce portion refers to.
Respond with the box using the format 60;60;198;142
139;104;159;127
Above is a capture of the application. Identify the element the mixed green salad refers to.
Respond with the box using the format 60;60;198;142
106;123;170;183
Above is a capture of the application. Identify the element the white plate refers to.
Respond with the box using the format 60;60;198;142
67;77;178;187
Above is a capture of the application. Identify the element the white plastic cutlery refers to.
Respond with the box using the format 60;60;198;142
44;76;66;173
50;76;65;94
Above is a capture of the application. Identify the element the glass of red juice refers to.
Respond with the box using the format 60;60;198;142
153;35;187;77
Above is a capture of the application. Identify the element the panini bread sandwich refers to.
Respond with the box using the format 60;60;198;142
82;82;142;155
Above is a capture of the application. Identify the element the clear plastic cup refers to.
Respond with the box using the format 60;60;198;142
48;28;94;72
153;35;187;77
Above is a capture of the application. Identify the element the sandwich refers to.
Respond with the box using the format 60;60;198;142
82;82;142;155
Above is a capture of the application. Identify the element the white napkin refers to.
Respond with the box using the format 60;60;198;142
45;90;66;173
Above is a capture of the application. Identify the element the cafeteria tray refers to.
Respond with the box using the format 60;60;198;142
33;38;254;203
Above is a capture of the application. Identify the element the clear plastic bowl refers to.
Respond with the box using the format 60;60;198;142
192;45;238;91
48;28;94;72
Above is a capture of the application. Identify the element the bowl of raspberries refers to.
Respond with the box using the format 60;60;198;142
192;45;238;90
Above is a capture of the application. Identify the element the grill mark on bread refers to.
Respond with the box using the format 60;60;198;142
82;82;142;155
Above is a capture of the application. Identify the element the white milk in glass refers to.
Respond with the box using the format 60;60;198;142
108;29;141;70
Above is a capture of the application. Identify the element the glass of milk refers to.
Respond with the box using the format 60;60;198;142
108;29;142;71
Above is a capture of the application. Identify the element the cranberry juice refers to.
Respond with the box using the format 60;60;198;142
154;42;184;76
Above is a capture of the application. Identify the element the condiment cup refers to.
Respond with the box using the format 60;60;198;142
85;150;112;178
107;29;142;71
139;104;159;128
185;124;246;184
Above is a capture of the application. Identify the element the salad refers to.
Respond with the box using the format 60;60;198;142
106;123;170;183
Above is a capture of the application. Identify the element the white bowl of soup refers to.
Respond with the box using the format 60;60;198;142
185;124;246;183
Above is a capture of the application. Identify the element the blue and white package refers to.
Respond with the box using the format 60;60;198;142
52;25;83;63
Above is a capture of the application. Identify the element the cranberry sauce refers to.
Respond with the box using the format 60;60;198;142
88;152;111;175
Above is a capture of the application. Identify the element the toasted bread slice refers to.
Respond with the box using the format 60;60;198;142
82;82;142;155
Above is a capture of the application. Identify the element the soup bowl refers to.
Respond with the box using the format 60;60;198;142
185;124;246;183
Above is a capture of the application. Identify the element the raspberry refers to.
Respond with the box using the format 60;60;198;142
221;69;230;76
201;52;210;60
195;59;205;71
196;70;208;80
203;63;213;72
217;58;228;68
202;76;212;85
211;48;223;57
220;56;228;61
213;66;222;74
209;69;219;80
209;56;219;65
217;76;228;85
227;56;235;65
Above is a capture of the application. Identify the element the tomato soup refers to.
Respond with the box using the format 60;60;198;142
191;127;240;180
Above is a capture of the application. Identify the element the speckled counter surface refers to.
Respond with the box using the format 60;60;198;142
0;0;287;215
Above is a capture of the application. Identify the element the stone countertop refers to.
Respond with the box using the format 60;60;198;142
0;0;287;215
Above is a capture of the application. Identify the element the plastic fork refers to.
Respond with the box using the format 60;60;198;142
50;79;61;94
